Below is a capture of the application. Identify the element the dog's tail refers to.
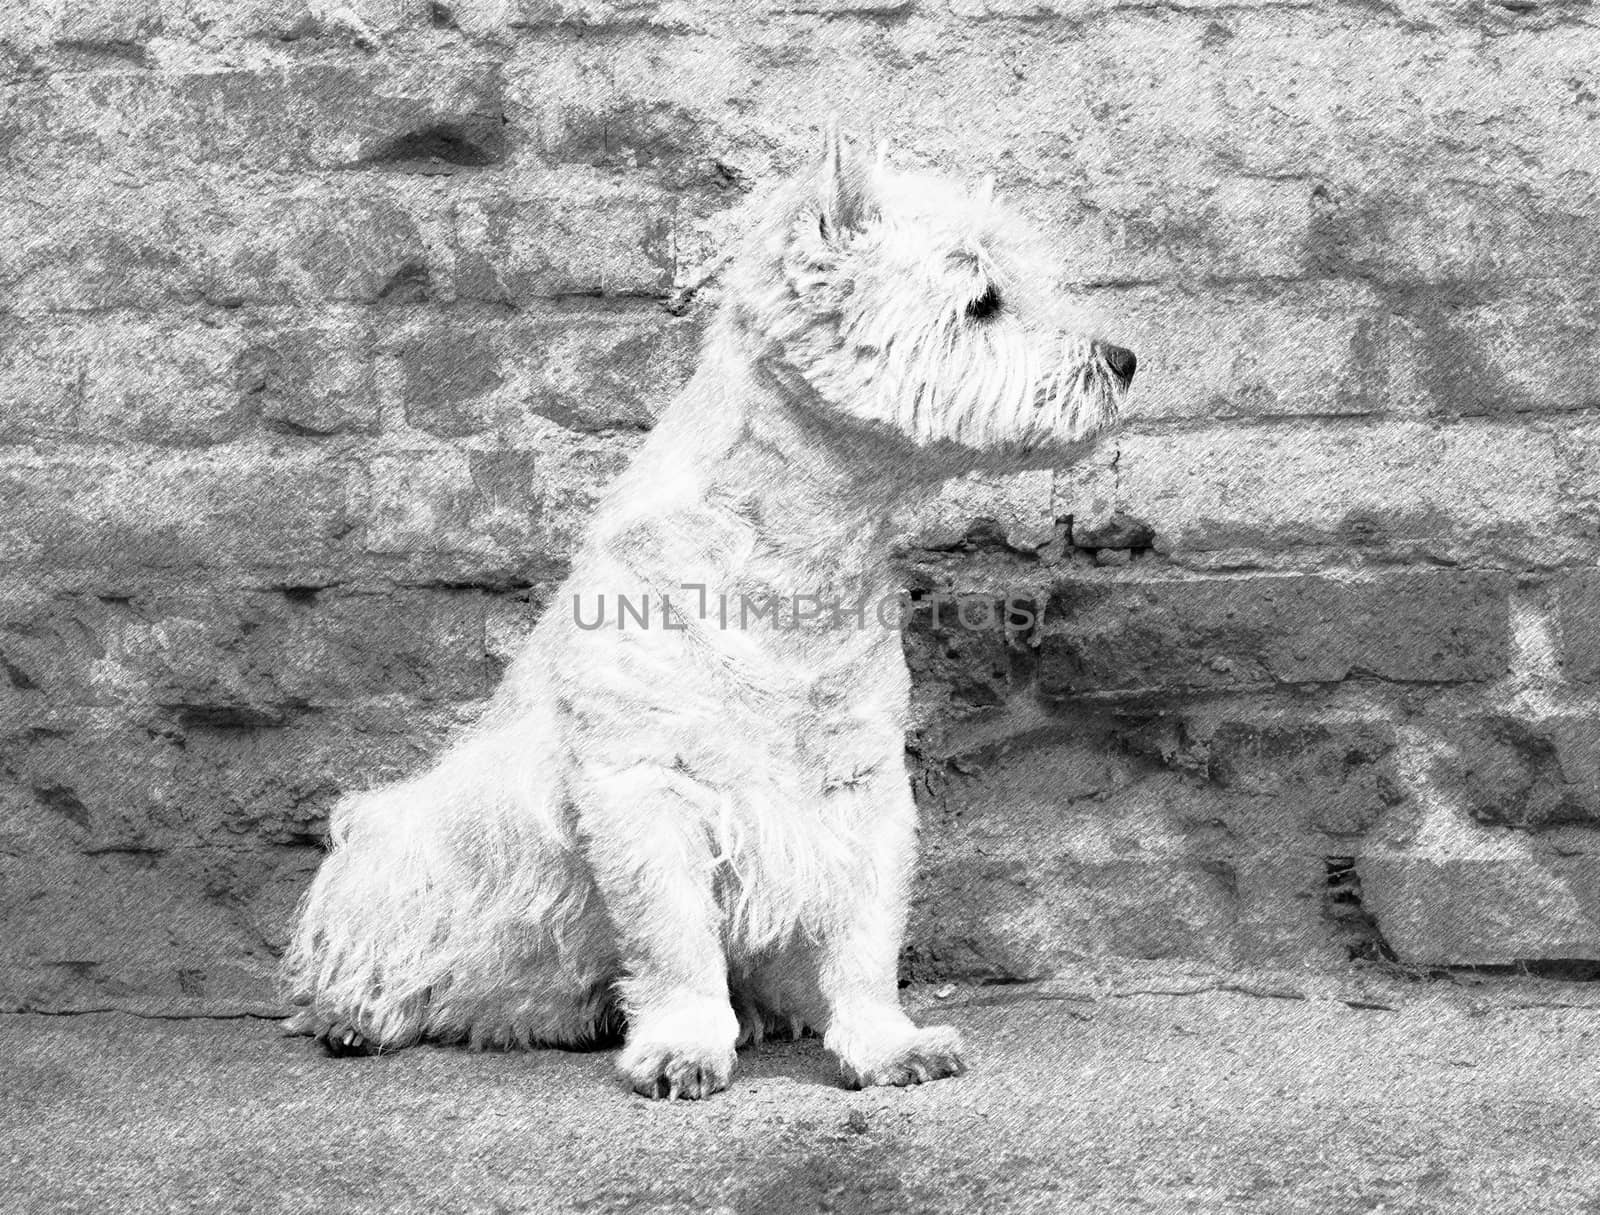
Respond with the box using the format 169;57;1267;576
280;710;614;1050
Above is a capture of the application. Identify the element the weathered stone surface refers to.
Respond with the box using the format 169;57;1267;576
0;701;470;1013
449;190;675;302
896;470;1056;554
1097;283;1408;421
0;450;355;575
1040;571;1512;695
0;843;286;1016
909;726;1242;978
358;446;624;585
397;327;507;437
207;196;432;306
766;0;912;12
396;311;700;437
1126;713;1407;838
1071;510;1155;552
906;717;1352;978
52;0;162;47
9;64;505;174
533;96;729;187
1;700;468;850
504;0;668;29
1108;421;1560;556
0;202;203;312
3;179;672;311
1435;714;1600;831
1396;285;1600;416
1306;178;1600;289
1359;819;1600;966
1049;178;1314;285
0;316;239;444
236;323;380;437
1554;571;1600;683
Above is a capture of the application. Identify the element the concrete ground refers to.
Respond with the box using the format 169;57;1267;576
5;968;1600;1215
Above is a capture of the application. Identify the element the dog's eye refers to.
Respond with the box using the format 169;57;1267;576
966;284;1001;321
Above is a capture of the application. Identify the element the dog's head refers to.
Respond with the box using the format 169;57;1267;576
726;120;1133;470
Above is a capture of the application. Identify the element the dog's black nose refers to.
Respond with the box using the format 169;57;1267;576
1100;343;1137;386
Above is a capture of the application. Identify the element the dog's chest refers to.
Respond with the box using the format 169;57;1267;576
690;625;909;787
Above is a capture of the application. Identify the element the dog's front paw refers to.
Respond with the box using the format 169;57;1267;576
619;1037;736;1100
841;1024;966;1090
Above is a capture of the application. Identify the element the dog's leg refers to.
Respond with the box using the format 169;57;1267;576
807;780;966;1089
576;760;739;1100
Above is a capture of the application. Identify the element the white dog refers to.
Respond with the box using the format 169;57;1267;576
284;122;1134;1099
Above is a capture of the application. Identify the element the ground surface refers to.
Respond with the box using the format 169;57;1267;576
5;970;1600;1215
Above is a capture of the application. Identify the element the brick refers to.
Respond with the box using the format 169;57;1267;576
0;701;467;1014
208;196;431;306
397;326;505;438
0;317;232;445
0;450;354;573
907;717;1360;974
138;592;491;719
449;190;674;302
154;0;315;41
0;196;204;312
1049;178;1313;285
14;65;503;175
171;0;431;44
0;700;465;853
235;323;380;436
1195;18;1593;179
1556;571;1600;683
531;313;700;431
0;589;490;717
1359;817;1600;966
1435;714;1600;831
396;311;700;438
1106;421;1559;554
951;0;1330;15
8;178;673;310
896;469;1056;553
910;853;1240;979
1038;571;1512;695
363;448;608;583
316;0;436;38
0;185;433;310
1307;178;1600;288
0;316;375;444
1094;283;1410;420
1395;286;1600;416
1135;715;1406;837
533;97;726;187
1071;511;1154;551
904;597;1035;720
0;844;283;1016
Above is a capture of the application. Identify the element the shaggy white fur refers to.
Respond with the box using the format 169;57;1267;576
283;121;1133;1099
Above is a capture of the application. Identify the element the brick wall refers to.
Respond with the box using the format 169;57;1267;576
3;0;1598;1014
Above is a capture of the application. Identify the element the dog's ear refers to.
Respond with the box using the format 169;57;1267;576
816;115;876;242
